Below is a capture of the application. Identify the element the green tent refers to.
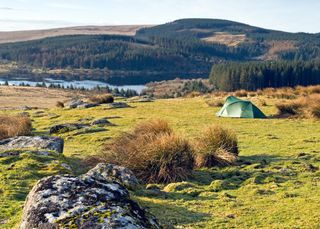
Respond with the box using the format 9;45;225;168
216;96;266;119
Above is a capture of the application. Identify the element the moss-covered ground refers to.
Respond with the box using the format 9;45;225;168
0;97;319;228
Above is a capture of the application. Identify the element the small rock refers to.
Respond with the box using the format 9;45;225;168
91;118;114;126
20;106;32;111
68;99;84;109
303;163;318;172
49;123;89;134
226;214;236;219
0;136;64;154
107;102;130;109
7;163;15;170
128;96;154;103
77;103;99;109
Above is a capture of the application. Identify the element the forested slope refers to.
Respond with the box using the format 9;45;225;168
0;18;320;85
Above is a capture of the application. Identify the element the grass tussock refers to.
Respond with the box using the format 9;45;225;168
56;101;64;108
276;94;320;119
205;98;224;107
0;115;32;140
194;125;238;168
234;90;248;97
89;94;114;104
185;91;202;98
100;120;194;183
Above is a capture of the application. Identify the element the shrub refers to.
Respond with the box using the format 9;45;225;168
194;125;238;168
100;120;194;183
89;94;114;104
56;101;64;108
0;115;32;140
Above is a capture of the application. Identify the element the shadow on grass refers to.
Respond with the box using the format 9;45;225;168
64;155;90;175
136;196;211;228
170;154;300;196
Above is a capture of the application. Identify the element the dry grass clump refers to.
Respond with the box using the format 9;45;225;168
0;115;32;140
234;90;248;97
276;94;320;119
307;103;320;119
258;99;267;106
262;87;296;99
185;91;202;98
89;94;114;104
194;125;238;168
205;98;224;107
100;120;194;183
296;85;320;95
275;100;304;115
56;101;64;108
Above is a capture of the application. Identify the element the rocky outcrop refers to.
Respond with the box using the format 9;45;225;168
0;136;64;153
50;123;89;134
20;163;160;229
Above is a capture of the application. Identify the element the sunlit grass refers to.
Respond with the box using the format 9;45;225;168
0;96;319;228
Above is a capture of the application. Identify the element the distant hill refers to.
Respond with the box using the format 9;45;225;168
0;25;150;44
0;19;319;85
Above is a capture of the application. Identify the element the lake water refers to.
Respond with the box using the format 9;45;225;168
0;78;146;93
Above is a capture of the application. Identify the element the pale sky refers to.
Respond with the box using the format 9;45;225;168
0;0;319;33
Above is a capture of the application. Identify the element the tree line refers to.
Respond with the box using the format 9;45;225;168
210;61;320;91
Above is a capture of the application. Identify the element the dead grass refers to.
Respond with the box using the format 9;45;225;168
260;40;296;60
202;32;247;47
194;125;238;168
205;98;224;107
262;87;296;99
99;120;194;183
0;115;32;140
0;86;87;109
0;25;150;44
185;91;202;98
88;94;114;104
276;94;320;119
56;101;64;108
234;90;248;97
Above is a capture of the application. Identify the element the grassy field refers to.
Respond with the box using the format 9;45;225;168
0;86;87;109
0;95;319;228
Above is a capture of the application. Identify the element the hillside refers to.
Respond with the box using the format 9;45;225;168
0;25;150;44
0;19;320;84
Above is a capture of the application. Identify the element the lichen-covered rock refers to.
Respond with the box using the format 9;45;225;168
20;164;160;229
49;123;89;134
0;136;64;153
86;163;139;190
